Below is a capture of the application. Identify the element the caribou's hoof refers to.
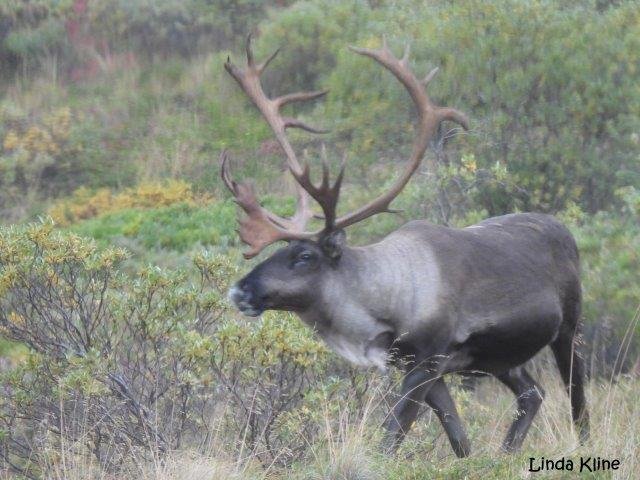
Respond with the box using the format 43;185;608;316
452;438;471;458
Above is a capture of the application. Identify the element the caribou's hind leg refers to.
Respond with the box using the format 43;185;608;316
497;366;545;452
551;328;590;443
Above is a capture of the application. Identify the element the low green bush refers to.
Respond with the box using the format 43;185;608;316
67;199;244;252
569;188;640;374
0;220;334;475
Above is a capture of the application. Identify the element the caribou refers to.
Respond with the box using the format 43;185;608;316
222;35;589;456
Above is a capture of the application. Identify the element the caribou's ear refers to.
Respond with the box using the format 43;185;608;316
320;229;346;260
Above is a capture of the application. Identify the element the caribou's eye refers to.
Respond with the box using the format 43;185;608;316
299;252;313;261
292;251;314;267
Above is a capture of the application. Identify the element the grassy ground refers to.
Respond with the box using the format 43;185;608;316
36;367;640;480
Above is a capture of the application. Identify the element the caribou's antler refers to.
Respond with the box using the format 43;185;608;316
220;151;314;258
222;35;468;258
222;34;330;257
334;37;469;229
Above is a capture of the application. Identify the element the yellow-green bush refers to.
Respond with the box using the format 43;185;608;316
0;106;76;213
48;180;208;226
0;220;334;475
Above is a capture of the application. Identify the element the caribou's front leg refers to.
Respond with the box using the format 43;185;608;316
383;354;471;456
383;369;433;452
424;377;471;457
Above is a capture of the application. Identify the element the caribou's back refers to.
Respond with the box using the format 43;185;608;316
398;212;579;301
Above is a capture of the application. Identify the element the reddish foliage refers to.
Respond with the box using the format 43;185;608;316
65;0;137;82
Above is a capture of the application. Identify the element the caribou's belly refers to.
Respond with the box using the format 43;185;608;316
448;292;563;375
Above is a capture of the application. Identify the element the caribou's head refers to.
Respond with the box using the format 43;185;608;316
228;232;345;316
222;35;468;317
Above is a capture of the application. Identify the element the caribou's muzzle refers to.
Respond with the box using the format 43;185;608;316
228;281;264;317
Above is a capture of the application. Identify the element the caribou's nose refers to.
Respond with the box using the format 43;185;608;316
227;281;263;317
227;282;247;307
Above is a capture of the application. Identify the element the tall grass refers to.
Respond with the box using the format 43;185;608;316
32;375;640;479
22;306;640;480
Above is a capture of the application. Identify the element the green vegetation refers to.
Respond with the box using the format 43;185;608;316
0;0;638;478
0;222;329;475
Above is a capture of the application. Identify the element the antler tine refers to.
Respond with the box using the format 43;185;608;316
257;46;280;74
245;33;255;67
220;151;313;258
400;42;411;68
277;90;329;108
423;66;439;85
283;117;330;134
320;144;330;188
336;37;469;229
291;148;345;231
220;149;235;192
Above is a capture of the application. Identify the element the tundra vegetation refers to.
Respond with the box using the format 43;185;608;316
0;0;639;479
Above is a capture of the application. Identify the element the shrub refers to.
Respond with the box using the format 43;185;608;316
258;0;640;215
0;106;78;218
0;100;143;221
0;220;330;476
48;180;204;226
0;0;71;79
570;188;640;375
0;0;297;78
